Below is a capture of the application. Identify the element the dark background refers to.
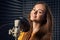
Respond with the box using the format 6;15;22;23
0;0;60;40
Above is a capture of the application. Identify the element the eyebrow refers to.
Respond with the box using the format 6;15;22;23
38;9;44;12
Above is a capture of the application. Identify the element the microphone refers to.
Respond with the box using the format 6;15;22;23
9;20;20;40
9;17;30;40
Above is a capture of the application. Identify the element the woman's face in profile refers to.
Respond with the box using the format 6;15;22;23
30;4;46;22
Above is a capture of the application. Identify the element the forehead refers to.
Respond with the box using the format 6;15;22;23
34;4;46;11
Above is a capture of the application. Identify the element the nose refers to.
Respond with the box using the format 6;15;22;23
34;11;37;14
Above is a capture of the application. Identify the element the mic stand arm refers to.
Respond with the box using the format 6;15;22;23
9;26;20;40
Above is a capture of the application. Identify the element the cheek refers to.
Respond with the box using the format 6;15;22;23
30;12;34;18
30;13;33;20
30;11;33;16
30;13;32;18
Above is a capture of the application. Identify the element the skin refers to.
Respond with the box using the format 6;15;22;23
30;4;46;35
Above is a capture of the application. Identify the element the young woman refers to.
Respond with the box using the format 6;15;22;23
18;1;53;40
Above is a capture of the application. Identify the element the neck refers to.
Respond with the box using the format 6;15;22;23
32;21;41;34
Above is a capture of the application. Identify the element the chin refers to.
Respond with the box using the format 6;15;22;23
30;18;40;21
